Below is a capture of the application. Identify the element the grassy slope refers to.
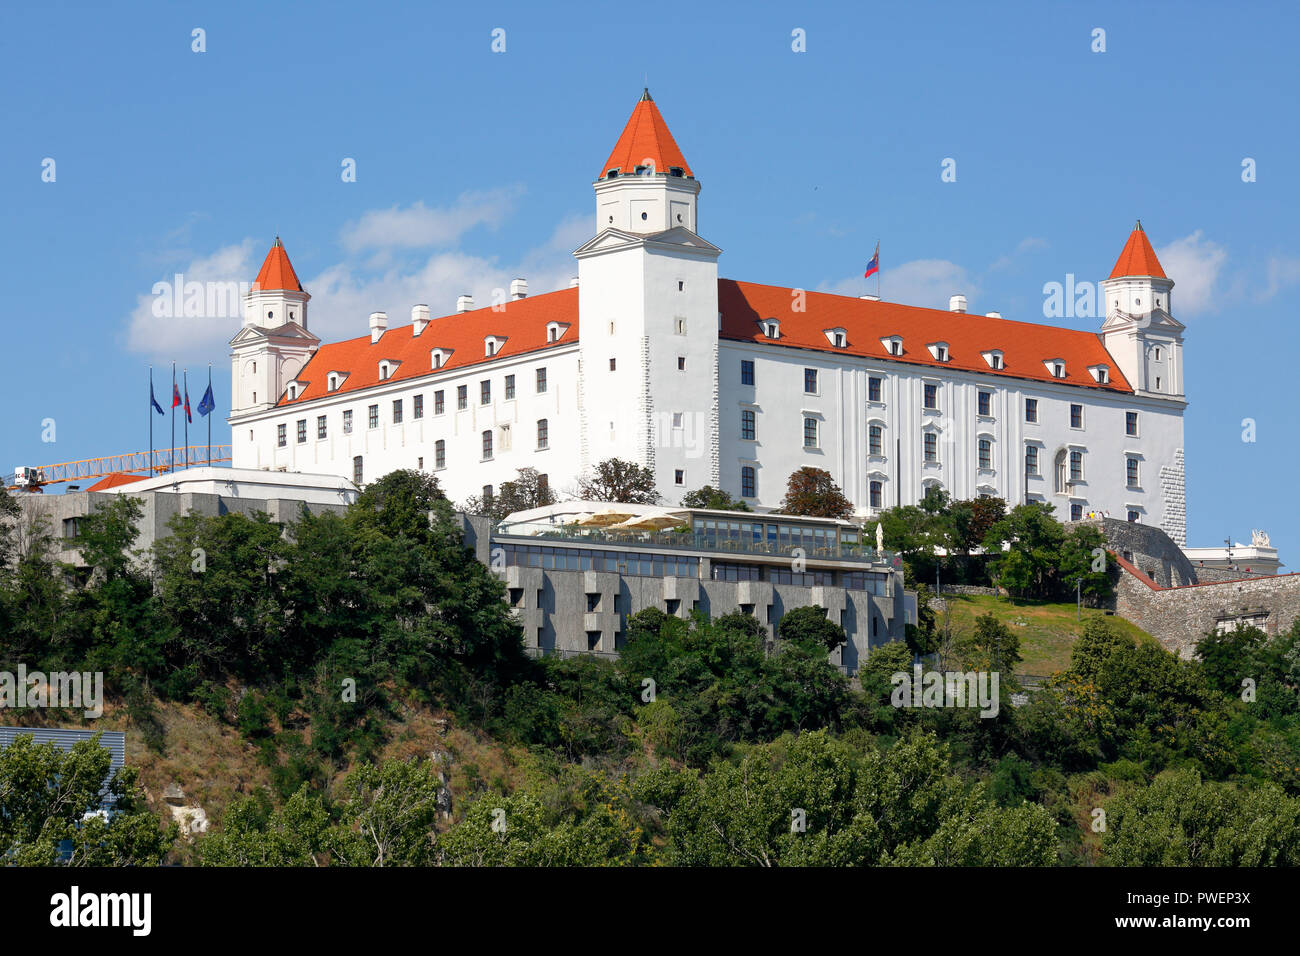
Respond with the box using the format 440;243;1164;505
935;593;1157;677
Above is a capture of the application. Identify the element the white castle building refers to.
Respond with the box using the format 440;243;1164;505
229;90;1188;544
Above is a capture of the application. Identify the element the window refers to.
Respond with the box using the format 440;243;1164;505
1127;456;1140;488
1070;403;1083;429
979;438;992;470
672;412;684;428
609;358;616;371
1054;363;1065;379
317;415;327;439
1127;510;1140;523
378;362;390;381
1025;445;1039;475
803;417;818;448
457;385;468;410
342;410;353;435
537;418;549;449
868;423;883;456
869;480;882;509
676;318;686;334
677;357;685;371
1025;398;1038;423
480;380;490;405
277;423;286;447
1071;503;1083;521
935;345;948;362
538;474;548;499
833;331;845;348
483;485;494;507
1154;347;1162;361
804;368;818;393
741;466;756;498
923;383;938;410
413;394;424;419
740;409;756;440
924;432;937;462
1126;411;1138;436
435;440;445;469
1097;367;1109;384
418;457;423;470
991;354;1004;370
434;391;444;415
368;405;379;429
536;368;547;393
674;469;684;485
868;376;882;402
482;430;493;460
1154;376;1161;391
1070;450;1083;481
353;456;363;486
978;391;991;416
328;372;339;391
296;419;306;443
392;399;403;424
1054;449;1067;493
889;340;902;356
741;360;755;385
62;517;81;540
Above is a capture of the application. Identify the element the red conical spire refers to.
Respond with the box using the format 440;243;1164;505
253;236;304;292
1108;220;1167;279
599;89;693;180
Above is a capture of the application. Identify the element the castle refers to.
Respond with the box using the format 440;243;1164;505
228;90;1188;542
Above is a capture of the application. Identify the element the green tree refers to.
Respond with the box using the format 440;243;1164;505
462;467;556;520
680;487;751;511
779;467;852;518
577;458;660;504
777;605;846;651
1069;616;1135;683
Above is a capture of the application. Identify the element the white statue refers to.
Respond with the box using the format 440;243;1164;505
876;522;885;553
1251;529;1270;547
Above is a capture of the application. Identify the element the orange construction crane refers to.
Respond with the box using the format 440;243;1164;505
9;446;233;492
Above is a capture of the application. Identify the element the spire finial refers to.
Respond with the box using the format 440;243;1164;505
641;87;652;101
1134;219;1143;231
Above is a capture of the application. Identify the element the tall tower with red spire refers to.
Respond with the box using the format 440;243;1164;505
229;238;321;440
574;90;722;493
1100;221;1184;399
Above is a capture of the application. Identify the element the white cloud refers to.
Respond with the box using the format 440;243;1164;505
1157;231;1226;316
988;236;1048;272
1261;255;1300;301
820;258;976;310
340;187;524;252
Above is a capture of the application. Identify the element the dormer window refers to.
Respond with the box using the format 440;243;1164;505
761;319;780;339
288;384;298;400
379;362;391;381
327;372;341;392
881;336;903;356
1044;359;1066;379
928;342;950;362
605;169;619;179
545;321;569;343
1089;365;1110;384
824;328;848;348
982;350;1005;370
1055;364;1064;378
669;167;684;177
431;349;447;369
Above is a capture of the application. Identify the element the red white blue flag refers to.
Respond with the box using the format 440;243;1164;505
864;243;880;279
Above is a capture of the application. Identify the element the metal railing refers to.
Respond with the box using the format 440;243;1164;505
494;520;895;566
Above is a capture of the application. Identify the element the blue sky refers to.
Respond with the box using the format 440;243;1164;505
2;0;1296;556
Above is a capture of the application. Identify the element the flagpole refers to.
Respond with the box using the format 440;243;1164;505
876;239;881;300
149;366;154;476
170;363;176;474
184;369;190;470
207;364;212;467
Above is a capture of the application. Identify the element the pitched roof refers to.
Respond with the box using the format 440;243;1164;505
253;237;304;292
86;472;149;492
717;280;1133;393
1108;221;1167;279
599;89;693;179
277;288;579;407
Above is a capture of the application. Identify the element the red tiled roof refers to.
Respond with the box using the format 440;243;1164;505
278;288;579;407
717;280;1133;393
1108;221;1166;279
86;472;149;492
253;237;303;292
599;89;693;180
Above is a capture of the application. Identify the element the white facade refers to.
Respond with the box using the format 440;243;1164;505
229;93;1189;543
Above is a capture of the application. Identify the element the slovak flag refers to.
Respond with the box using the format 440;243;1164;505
864;243;880;279
172;384;182;408
184;387;192;423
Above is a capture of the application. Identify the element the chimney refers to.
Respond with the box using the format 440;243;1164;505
510;278;528;300
411;304;430;336
859;293;880;301
369;311;387;344
456;294;474;313
568;276;580;288
985;310;1002;319
949;294;967;313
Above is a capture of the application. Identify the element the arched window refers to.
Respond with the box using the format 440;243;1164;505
1054;449;1068;494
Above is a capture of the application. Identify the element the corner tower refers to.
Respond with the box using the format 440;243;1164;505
575;91;721;498
1100;221;1185;399
229;238;320;436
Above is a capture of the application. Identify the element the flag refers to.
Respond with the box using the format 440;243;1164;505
172;383;182;408
863;243;880;279
184;386;192;423
197;383;215;417
150;382;164;415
